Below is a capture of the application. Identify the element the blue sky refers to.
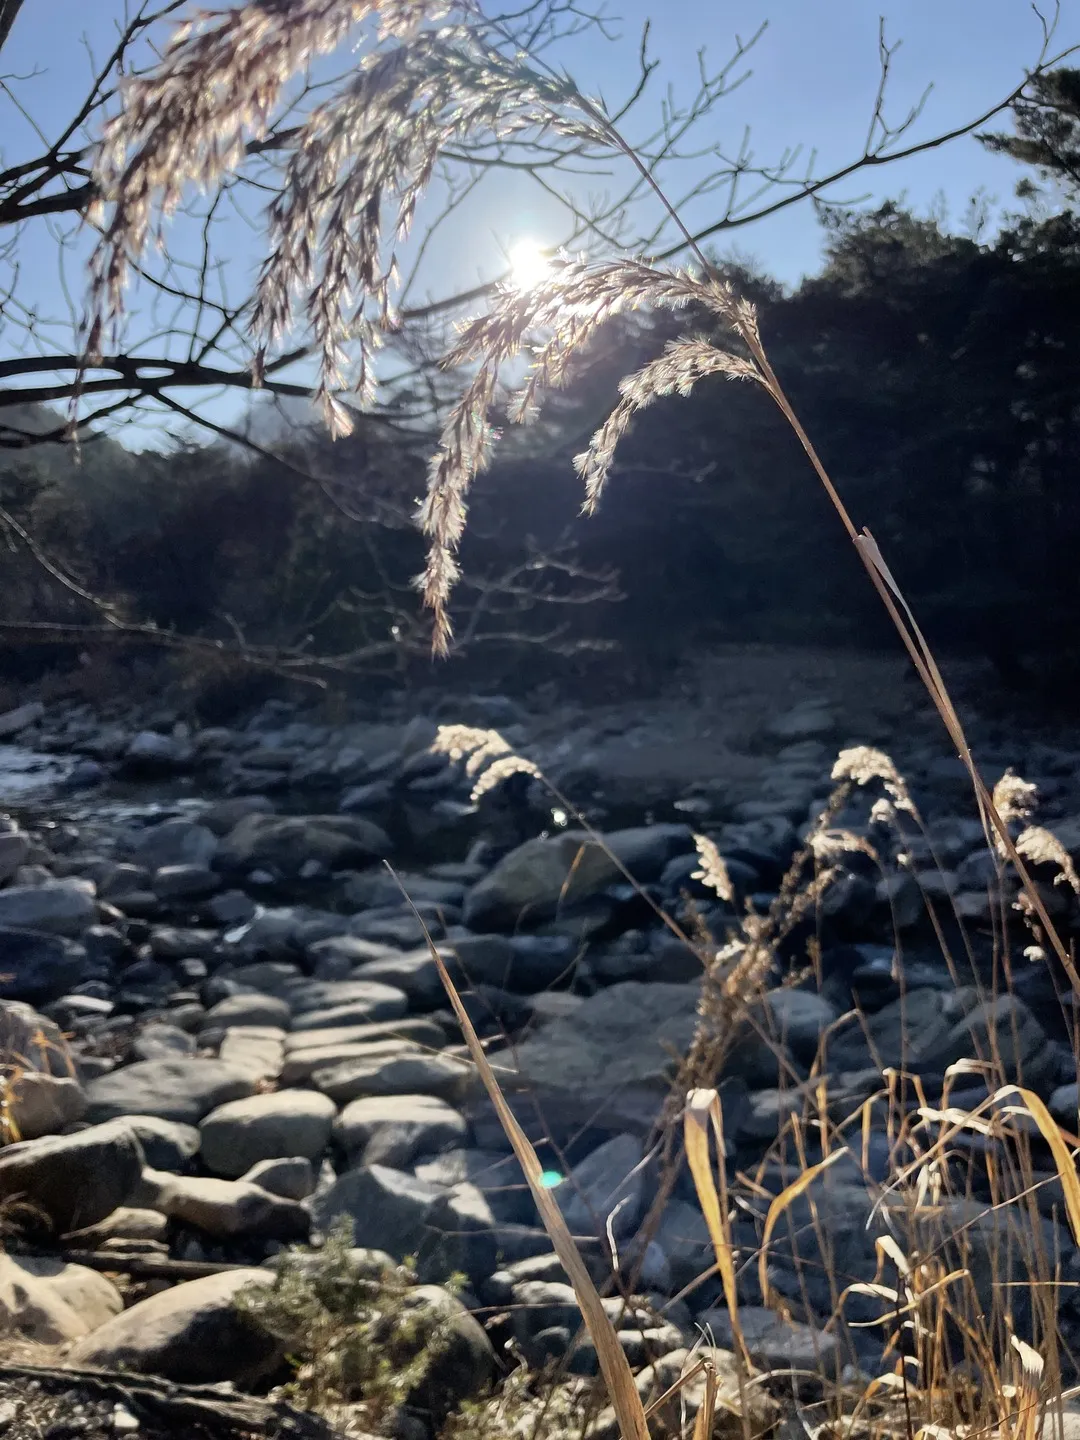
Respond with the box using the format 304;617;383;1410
2;0;1077;438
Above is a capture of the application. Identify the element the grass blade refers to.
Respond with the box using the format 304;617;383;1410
392;865;651;1440
685;1087;752;1374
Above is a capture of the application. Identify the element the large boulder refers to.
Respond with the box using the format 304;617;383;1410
66;1270;282;1385
466;980;700;1136
0;1120;143;1234
0;883;96;938
86;1057;257;1124
464;826;690;931
199;1090;337;1178
216;813;390;878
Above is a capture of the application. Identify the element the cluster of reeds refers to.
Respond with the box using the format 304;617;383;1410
89;4;1080;1436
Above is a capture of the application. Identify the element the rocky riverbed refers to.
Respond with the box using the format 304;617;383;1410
1;652;1080;1433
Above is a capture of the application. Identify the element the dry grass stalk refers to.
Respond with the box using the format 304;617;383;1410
390;865;651;1440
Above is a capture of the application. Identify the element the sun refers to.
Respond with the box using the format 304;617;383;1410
507;238;551;290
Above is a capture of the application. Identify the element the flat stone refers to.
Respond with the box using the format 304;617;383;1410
124;732;194;772
133;1023;197;1061
200;1091;337;1178
281;1036;425;1086
287;977;410;1017
0;701;44;738
86;1058;256;1124
555;1134;645;1242
0;831;30;884
696;1305;840;1371
312;1050;470;1105
216;813;390;878
289;991;409;1032
464;826;690;931
219;1026;286;1083
153;865;221;900
306;934;398;972
65;1207;170;1247
415;1149;531;1224
204;992;292;1030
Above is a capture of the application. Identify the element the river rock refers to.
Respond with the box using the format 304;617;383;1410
464;826;690;931
216;813;391;878
311;1163;444;1254
153;864;221;899
0;881;96;937
202;795;275;836
696;1305;840;1371
555;1133;645;1241
128;818;218;872
0;1252;123;1343
199;1090;337;1177
466;980;699;1136
398;1285;497;1419
312;1049;470;1105
334;1093;468;1166
0;998;74;1074
66;1269;281;1384
8;1072;87;1139
124;731;195;773
204;992;292;1030
124;1115;202;1171
242;1156;316;1200
133;1022;197;1061
415;1148;531;1220
288;982;409;1032
0;1119;143;1233
65;1207;170;1247
142;1170;310;1240
86;1057;257;1124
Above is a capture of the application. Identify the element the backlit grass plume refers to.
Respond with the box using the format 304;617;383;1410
88;0;1080;995
85;0;608;462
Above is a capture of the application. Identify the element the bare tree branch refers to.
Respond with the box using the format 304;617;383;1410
0;0;26;60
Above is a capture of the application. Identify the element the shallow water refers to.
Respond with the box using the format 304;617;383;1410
0;745;75;805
